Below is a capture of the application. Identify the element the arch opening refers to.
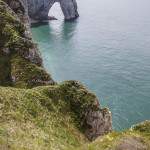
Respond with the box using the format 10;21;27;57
48;2;64;20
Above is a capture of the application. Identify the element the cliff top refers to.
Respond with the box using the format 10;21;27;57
0;84;149;149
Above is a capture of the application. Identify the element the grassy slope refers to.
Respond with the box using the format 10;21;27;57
0;83;88;150
0;84;150;150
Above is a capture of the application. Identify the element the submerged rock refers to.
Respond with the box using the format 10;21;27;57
48;16;58;20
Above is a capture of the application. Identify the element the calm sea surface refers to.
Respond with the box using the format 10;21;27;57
32;0;150;130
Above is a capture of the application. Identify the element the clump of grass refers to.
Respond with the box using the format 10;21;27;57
132;120;150;134
11;54;55;88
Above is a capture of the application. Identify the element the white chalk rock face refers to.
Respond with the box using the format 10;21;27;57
27;0;79;21
60;0;79;20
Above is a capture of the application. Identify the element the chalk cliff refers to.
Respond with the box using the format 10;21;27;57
27;0;79;21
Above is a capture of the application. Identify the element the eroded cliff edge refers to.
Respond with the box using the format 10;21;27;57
0;0;150;150
0;0;111;144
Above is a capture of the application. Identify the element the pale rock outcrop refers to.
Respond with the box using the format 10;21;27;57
27;0;79;21
60;0;79;20
85;108;112;140
60;81;112;141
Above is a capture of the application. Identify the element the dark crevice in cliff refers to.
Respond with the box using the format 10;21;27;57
0;50;12;86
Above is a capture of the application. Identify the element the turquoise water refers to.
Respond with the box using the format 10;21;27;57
32;0;150;130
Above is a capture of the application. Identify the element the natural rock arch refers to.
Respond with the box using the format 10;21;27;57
27;0;79;21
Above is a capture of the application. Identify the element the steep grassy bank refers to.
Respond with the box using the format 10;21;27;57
0;84;150;150
0;82;88;149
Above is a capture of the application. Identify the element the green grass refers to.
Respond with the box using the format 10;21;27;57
11;54;55;88
0;84;88;150
0;80;102;149
0;84;149;150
